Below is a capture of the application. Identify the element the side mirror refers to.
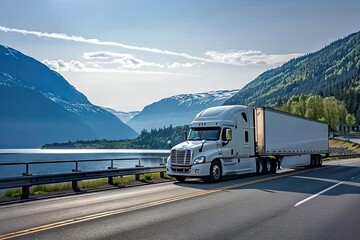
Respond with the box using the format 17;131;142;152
184;131;188;141
225;129;232;141
222;129;232;146
199;139;206;152
167;140;172;149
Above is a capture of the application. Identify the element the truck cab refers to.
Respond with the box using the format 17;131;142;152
166;105;257;182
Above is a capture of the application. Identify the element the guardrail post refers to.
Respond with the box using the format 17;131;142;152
108;160;117;185
22;162;32;176
135;158;143;180
160;159;166;178
72;160;80;172
72;181;80;192
135;174;140;181
108;177;114;185
21;186;30;200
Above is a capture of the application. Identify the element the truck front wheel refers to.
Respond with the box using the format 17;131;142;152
209;160;222;182
256;158;265;175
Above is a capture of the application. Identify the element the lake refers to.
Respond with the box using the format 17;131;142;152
0;149;170;178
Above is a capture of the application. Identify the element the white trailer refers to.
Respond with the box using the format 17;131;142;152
166;105;328;182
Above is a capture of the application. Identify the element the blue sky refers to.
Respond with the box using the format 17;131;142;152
1;0;359;111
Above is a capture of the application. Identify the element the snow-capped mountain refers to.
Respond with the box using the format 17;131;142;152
127;89;239;132
0;45;138;148
100;107;140;123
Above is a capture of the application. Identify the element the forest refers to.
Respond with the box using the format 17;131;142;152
280;95;356;131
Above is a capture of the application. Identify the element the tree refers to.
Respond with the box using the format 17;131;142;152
280;94;353;132
305;95;324;120
346;114;356;126
323;97;340;131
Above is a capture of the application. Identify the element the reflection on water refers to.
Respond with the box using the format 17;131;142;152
0;149;170;178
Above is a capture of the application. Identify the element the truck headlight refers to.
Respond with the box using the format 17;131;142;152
166;156;171;165
193;156;206;164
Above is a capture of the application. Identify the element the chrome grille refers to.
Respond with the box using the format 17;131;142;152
170;149;192;165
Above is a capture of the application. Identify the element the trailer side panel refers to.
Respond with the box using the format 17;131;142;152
255;108;328;156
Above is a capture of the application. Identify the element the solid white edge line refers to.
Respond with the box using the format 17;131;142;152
294;181;344;207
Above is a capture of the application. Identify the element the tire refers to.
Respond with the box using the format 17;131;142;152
265;158;272;173
256;158;265;175
319;156;323;167
175;176;186;182
309;155;315;168
269;160;277;174
209;160;222;182
315;155;320;167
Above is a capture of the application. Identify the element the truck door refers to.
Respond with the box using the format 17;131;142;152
237;111;251;157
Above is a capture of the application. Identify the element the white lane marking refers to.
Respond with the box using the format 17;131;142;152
292;176;340;184
294;181;344;207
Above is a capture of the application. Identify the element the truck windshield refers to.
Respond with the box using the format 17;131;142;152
188;127;221;141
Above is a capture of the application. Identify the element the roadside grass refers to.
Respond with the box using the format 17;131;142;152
329;139;360;154
0;172;170;199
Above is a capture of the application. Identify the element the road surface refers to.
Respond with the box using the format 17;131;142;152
0;158;359;240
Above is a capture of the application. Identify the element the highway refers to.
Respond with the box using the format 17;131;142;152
0;158;359;240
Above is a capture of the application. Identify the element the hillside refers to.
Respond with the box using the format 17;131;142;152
225;31;360;120
43;125;190;149
0;45;137;148
127;90;239;132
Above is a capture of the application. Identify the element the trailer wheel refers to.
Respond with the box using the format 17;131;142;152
316;155;321;167
265;158;272;173
319;156;323;167
209;160;222;182
256;158;265;175
309;155;315;168
269;160;277;174
175;176;186;182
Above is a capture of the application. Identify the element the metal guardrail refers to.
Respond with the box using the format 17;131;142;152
0;157;168;199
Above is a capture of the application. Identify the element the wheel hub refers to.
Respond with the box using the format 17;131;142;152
212;165;220;179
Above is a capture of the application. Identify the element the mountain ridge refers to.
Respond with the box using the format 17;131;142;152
127;89;239;132
0;45;138;148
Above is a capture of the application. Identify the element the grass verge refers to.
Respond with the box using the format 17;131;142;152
329;139;360;154
0;172;170;199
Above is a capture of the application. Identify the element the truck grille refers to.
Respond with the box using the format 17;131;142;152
170;149;192;165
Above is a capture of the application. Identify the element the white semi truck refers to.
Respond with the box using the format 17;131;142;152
166;105;328;182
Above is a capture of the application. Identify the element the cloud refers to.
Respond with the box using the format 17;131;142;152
42;59;173;75
83;51;164;69
205;50;301;66
0;25;211;62
0;25;302;66
42;59;86;71
168;62;205;69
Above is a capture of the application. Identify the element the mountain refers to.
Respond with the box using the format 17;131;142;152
225;31;360;120
127;90;239;132
100;107;140;123
0;45;138;148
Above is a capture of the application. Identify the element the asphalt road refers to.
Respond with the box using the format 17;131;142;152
0;158;359;240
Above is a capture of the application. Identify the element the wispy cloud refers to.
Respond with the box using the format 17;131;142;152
42;59;86;71
168;62;205;69
42;59;173;75
83;51;164;69
205;50;301;66
0;25;211;62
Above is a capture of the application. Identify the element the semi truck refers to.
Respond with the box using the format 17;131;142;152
166;105;328;182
